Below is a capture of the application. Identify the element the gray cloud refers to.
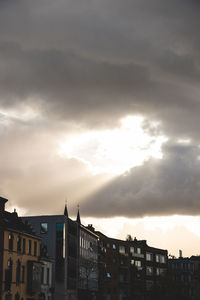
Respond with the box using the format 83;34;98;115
0;118;110;214
1;0;200;217
0;0;200;135
82;142;200;217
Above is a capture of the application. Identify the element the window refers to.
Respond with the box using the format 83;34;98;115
137;248;141;254
47;268;50;285
5;258;13;291
106;243;110;248
113;244;116;249
40;223;48;234
156;254;166;263
156;268;160;276
17;235;21;252
135;260;142;268
16;260;21;285
41;267;44;284
8;258;12;268
120;274;124;282
22;239;26;254
156;268;166;276
130;247;134;253
119;245;125;254
160;255;166;263
8;233;14;251
131;259;134;265
34;241;37;256
106;272;111;278
156;254;160;263
146;266;153;276
21;266;25;283
146;253;153;261
28;240;32;255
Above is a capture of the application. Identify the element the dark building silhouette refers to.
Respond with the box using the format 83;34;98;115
78;220;99;300
22;206;78;300
95;231;168;300
169;255;200;300
0;197;8;300
22;205;99;300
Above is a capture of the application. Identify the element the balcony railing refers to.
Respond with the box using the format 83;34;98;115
131;253;144;258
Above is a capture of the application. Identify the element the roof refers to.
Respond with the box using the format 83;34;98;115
95;230;167;253
3;210;39;238
80;224;99;239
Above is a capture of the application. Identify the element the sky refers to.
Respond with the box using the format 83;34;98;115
1;0;200;256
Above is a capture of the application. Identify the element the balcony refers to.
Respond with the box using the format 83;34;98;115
131;253;144;259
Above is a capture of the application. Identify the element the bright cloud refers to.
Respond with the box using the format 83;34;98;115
59;116;167;175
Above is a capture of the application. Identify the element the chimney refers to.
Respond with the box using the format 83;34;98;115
179;250;183;258
0;196;8;226
87;224;95;232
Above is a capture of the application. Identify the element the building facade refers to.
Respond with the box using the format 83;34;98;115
39;255;54;300
0;196;41;300
96;231;168;300
0;197;8;300
22;207;99;300
169;255;200;300
22;206;78;300
78;223;98;300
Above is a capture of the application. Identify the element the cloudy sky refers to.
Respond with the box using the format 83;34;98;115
1;0;200;256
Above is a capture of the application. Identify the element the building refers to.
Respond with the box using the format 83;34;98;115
22;206;78;300
0;197;7;300
39;251;54;300
78;220;99;300
22;207;99;300
96;231;168;300
169;255;200;300
0;196;41;300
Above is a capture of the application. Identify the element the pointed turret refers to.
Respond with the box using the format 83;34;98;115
64;204;68;217
76;206;81;224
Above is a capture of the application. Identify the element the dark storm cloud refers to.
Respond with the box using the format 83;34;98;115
1;0;200;216
0;41;152;121
0;0;200;134
82;142;200;217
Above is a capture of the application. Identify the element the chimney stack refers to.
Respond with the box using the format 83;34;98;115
179;249;183;258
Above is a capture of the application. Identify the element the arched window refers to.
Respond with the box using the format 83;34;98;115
16;260;21;285
17;235;21;252
8;233;14;251
8;257;13;279
7;258;13;269
5;258;13;291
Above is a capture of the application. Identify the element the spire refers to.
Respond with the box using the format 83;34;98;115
76;204;81;224
64;200;68;217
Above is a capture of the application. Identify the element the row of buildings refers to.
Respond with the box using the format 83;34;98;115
1;195;200;300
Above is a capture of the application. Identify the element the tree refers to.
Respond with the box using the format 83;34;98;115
126;234;133;241
79;257;98;300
